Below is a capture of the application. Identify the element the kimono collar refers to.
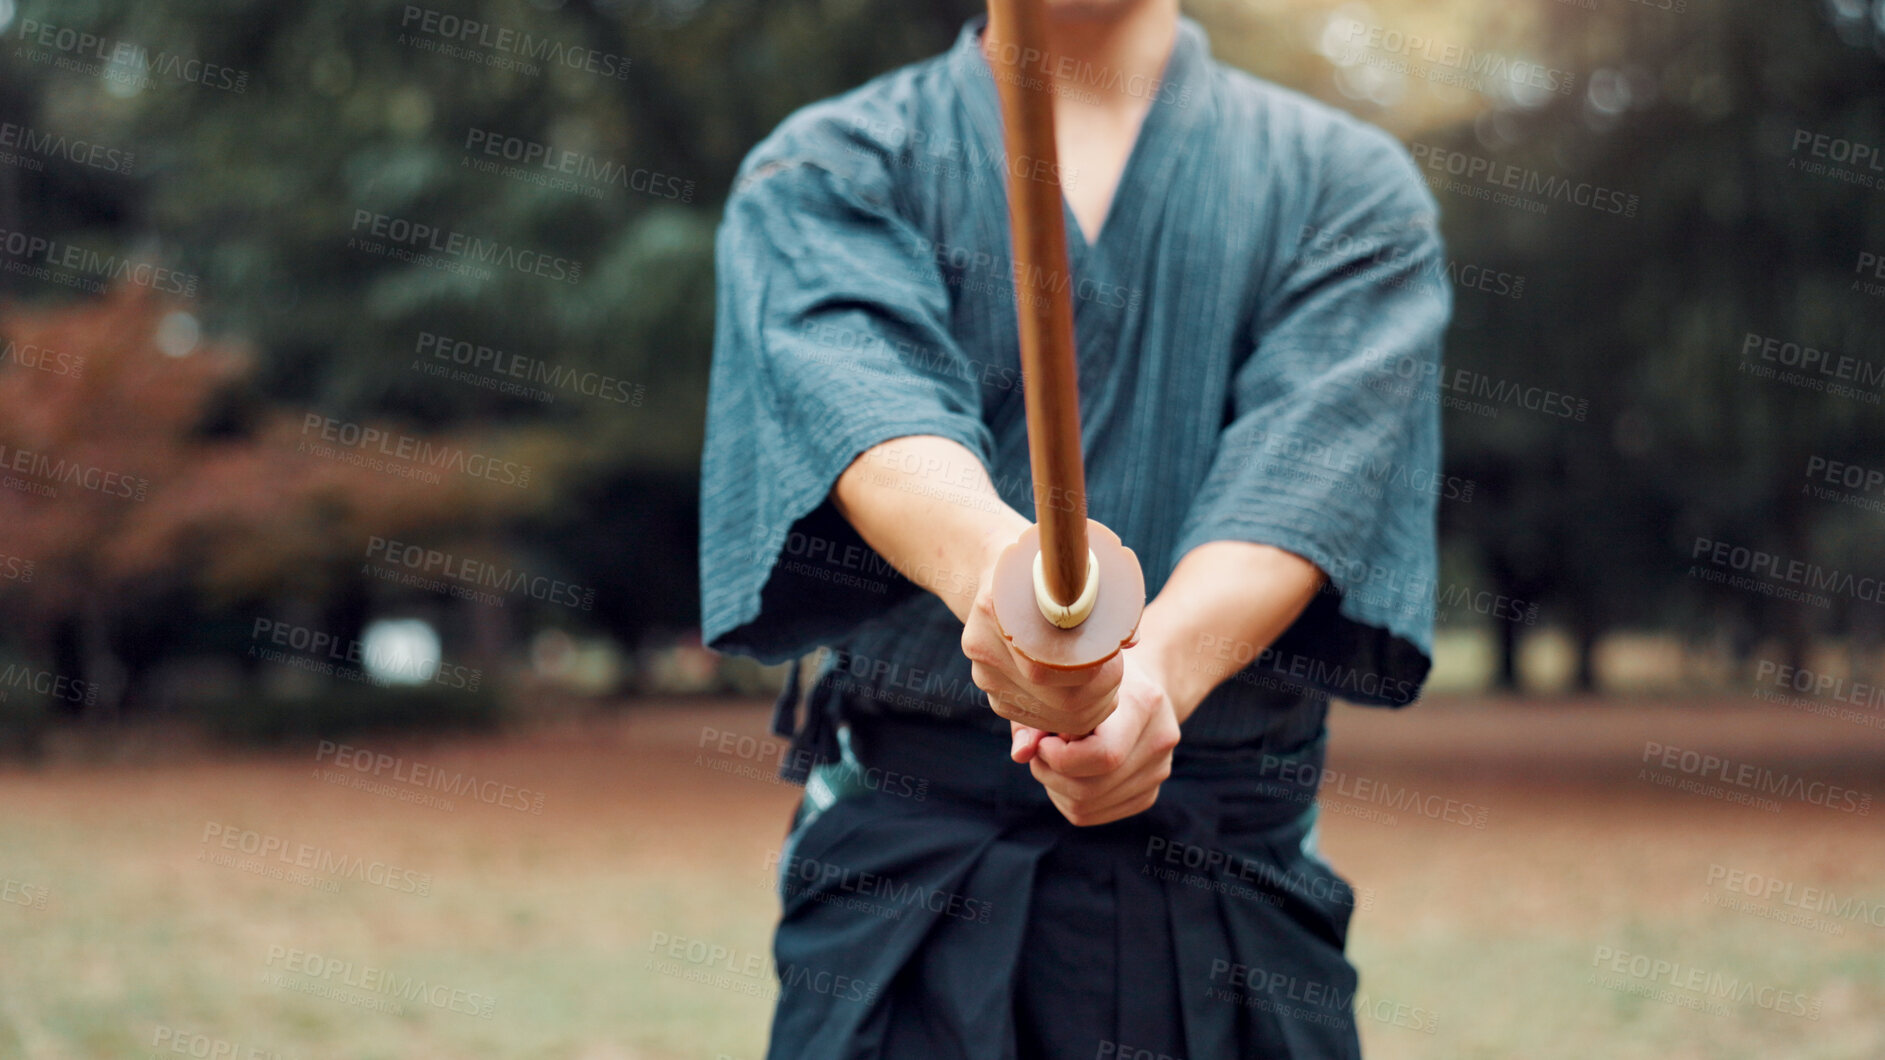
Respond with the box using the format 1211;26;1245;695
948;13;1214;253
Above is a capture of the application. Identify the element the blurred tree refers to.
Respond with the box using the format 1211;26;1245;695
1426;0;1885;688
0;287;555;717
1;0;1881;707
0;0;983;668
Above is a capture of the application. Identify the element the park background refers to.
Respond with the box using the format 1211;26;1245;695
1;0;1883;1057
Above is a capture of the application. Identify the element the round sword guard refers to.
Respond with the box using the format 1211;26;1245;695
990;520;1144;671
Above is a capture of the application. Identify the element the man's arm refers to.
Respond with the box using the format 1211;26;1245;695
830;435;1327;827
831;434;1127;742
1134;541;1326;723
830;435;1027;624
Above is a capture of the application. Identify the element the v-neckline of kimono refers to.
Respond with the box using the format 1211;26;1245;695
957;15;1208;276
1059;99;1159;260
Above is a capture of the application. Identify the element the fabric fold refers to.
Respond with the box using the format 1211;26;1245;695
765;712;1361;1060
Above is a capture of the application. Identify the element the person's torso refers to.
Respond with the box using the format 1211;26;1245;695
791;17;1352;746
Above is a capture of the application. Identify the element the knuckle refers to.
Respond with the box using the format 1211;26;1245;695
1039;687;1079;714
1009;699;1047;724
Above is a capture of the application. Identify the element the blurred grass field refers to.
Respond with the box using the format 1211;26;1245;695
2;695;1882;1059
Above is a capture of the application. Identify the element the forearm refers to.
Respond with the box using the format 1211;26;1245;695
832;435;1031;623
1131;541;1326;722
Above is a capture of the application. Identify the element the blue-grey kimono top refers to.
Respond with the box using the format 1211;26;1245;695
700;16;1451;756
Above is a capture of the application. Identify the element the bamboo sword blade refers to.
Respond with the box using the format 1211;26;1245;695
982;1;1143;672
985;0;1089;612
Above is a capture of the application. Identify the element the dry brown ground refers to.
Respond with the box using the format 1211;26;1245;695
1;695;1881;1058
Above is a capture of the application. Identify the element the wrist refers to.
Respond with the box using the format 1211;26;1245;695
1127;630;1203;724
975;513;1030;575
941;512;1030;624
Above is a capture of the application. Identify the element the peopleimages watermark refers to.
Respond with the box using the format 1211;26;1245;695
645;930;881;1005
411;331;644;407
397;5;631;80
1204;958;1439;1035
150;1024;301;1059
0;120;133;177
315;740;545;815
0;552;37;584
1801;454;1885;515
0;225;200;297
0;662;97;707
261;945;496;1019
978;34;1193;107
1409;143;1639;219
817;647;986;723
1854;250;1885;298
768;849;993;924
2;877;49;911
693;725;813;788
364;536;595;611
200;822;433;896
696;723;932;799
1360;346;1590;422
1333;22;1575;97
1192;635;1420;704
298;413;531;488
1705;863;1885;936
1223;428;1477;504
1639;740;1872;816
769;534;893;595
347;210;582;284
1319;561;1540;631
0;442;148;502
1143;836;1374;912
2;337;85;378
795;318;1025;394
249;616;483;692
765;526;903;593
1737;332;1884;405
462;127;694;203
1589;945;1822;1020
1256;754;1490;829
12;19;251;94
1751;659;1885;731
1296;222;1525;301
1788;128;1885;190
1688;535;1884;609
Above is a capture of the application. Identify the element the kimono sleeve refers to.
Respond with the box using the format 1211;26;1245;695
1173;124;1452;707
698;157;994;663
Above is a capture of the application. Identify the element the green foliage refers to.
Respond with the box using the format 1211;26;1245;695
1429;0;1885;674
2;0;1882;702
